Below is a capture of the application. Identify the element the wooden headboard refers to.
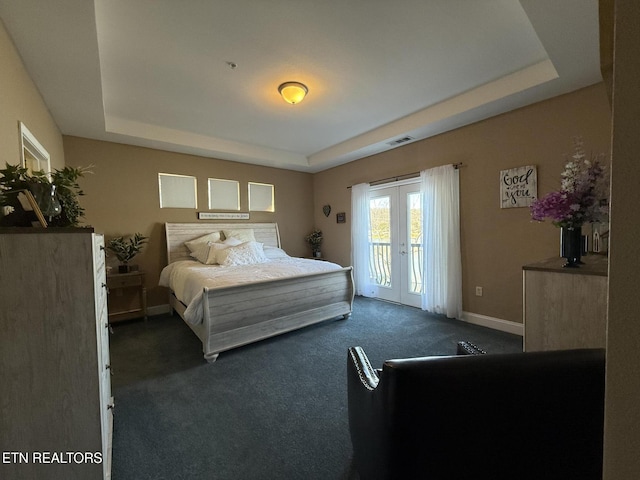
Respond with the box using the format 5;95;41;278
165;222;281;264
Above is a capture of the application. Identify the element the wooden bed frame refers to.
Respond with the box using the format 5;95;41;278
165;222;354;363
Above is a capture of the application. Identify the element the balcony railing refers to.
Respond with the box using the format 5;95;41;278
369;242;423;293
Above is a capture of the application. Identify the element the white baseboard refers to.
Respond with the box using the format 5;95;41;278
147;304;171;317
461;311;524;336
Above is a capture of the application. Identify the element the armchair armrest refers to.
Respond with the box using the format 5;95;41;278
347;346;379;390
347;347;388;478
456;340;486;355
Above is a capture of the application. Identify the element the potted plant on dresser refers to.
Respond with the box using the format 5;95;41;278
0;162;91;227
107;233;148;273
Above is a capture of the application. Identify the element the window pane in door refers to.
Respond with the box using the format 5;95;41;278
408;192;423;294
369;196;391;287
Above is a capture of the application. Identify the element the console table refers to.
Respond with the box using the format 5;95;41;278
523;255;608;352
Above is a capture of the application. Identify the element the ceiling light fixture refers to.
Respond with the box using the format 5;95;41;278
278;82;308;105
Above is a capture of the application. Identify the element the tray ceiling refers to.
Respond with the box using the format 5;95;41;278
0;0;602;172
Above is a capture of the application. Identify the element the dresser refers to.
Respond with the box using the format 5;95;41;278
0;229;113;480
523;255;608;352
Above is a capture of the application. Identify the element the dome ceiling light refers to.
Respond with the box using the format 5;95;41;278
278;82;308;105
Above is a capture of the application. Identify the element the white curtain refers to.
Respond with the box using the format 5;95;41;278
351;183;377;297
420;165;462;318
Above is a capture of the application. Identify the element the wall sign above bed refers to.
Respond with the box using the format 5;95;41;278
198;212;250;220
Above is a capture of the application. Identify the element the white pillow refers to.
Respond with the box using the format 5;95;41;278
189;242;223;264
217;241;269;267
190;237;244;264
263;246;289;259
222;228;256;243
184;232;222;253
222;237;243;246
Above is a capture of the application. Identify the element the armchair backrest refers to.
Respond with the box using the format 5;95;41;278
348;347;605;480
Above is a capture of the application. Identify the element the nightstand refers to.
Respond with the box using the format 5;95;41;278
106;271;147;322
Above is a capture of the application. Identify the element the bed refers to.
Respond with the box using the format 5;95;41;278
161;222;354;363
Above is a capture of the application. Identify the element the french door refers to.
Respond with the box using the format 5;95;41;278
368;183;423;307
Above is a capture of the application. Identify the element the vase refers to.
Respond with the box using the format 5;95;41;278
560;226;582;268
29;183;62;219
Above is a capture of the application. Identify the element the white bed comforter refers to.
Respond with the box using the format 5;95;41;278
158;257;344;325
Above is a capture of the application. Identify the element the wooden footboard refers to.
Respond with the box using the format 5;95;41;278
191;266;354;362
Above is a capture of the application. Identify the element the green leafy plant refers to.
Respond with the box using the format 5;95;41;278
49;165;92;227
0;163;44;190
107;233;148;264
0;162;92;227
305;229;323;247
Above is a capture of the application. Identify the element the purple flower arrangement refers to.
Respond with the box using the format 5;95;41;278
531;138;609;228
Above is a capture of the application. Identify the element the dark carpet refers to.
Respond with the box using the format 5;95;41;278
109;296;522;480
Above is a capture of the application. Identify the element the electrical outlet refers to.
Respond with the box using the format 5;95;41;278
475;286;483;297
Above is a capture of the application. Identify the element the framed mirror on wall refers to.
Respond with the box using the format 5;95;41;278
19;122;51;177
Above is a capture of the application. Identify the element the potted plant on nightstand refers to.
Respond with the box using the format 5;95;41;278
305;229;323;258
107;233;148;273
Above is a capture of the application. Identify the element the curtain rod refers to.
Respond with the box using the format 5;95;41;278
347;163;463;189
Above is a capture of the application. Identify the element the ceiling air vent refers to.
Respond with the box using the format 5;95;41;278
386;136;414;146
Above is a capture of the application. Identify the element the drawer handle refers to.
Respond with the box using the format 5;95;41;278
107;403;115;411
106;364;114;375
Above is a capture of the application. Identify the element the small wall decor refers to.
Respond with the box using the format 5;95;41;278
500;165;537;208
323;204;331;217
336;212;346;223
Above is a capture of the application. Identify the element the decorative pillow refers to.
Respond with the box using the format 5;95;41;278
217;241;269;267
263;246;289;259
190;238;244;264
184;232;222;253
189;242;222;265
222;228;256;243
222;237;243;246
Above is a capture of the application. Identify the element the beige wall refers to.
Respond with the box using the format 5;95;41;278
604;0;640;477
63;136;315;308
0;19;64;170
313;83;612;324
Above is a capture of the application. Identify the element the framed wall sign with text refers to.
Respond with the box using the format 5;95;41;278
500;165;537;209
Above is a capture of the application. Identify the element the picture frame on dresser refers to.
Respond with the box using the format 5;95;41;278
0;189;47;227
